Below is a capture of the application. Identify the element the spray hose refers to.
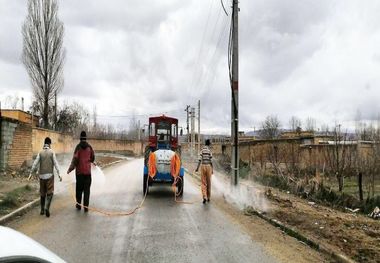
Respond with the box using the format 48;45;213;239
68;171;202;217
68;172;150;217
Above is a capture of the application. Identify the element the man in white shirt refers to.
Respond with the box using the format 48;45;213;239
195;139;213;204
29;137;61;217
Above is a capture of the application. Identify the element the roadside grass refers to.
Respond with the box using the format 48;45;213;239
326;177;380;199
252;173;380;214
0;185;33;213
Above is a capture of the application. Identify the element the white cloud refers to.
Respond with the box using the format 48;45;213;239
1;0;380;133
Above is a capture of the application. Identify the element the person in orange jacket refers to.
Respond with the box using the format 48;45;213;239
195;139;213;204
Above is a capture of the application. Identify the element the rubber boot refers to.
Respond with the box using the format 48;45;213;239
45;194;53;218
40;196;45;215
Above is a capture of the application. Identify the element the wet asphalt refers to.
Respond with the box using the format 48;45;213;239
11;159;279;263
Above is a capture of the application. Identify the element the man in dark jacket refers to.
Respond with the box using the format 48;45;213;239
67;131;95;212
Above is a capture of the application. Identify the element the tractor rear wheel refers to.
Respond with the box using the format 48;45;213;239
177;177;184;197
144;146;151;166
143;173;149;195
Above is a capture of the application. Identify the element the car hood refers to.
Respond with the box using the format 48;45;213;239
0;226;66;263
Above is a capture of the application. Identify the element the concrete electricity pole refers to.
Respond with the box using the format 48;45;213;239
185;105;190;145
198;100;201;155
137;119;141;140
191;107;195;157
231;0;239;185
54;91;57;130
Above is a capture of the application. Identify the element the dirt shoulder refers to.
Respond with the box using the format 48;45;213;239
182;156;379;263
0;154;126;218
0;177;38;217
183;163;332;263
261;184;380;263
194;164;379;262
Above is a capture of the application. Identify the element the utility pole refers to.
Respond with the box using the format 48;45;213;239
185;105;190;146
191;107;195;157
231;0;239;185
198;100;201;155
54;91;57;130
0;101;2;171
137;119;141;140
21;97;24;111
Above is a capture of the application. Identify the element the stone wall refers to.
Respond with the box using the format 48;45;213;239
0;118;33;170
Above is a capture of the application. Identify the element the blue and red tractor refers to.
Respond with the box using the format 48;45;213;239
143;115;184;196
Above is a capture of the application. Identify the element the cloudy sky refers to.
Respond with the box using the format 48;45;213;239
1;0;380;134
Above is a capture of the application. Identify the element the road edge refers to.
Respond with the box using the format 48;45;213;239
184;168;355;263
0;199;40;226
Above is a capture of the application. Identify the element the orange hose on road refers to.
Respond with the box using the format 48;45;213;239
68;160;203;216
68;173;150;217
171;176;203;205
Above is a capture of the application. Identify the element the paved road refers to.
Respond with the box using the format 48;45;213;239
10;159;279;263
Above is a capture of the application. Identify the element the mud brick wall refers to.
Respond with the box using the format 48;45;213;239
0;117;143;170
0;118;33;170
179;142;224;156
33;129;143;156
32;128;74;156
87;139;143;156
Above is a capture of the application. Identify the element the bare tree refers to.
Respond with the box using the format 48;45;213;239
260;115;281;139
323;125;351;192
289;116;302;132
92;105;98;133
5;95;20;109
305;117;316;132
127;114;140;140
22;0;65;129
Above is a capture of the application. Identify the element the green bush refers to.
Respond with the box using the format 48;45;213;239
239;159;250;179
363;196;380;214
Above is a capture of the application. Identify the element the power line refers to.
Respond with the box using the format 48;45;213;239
199;16;230;96
220;0;229;16
97;108;184;118
189;0;214;95
191;2;231;101
190;1;225;100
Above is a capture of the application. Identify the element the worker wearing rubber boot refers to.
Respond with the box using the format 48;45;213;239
195;139;213;204
29;137;61;217
67;131;95;213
